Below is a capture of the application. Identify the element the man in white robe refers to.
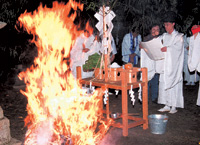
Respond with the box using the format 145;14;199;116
70;31;101;79
188;25;200;106
122;27;141;67
140;24;160;103
157;11;184;114
183;35;199;85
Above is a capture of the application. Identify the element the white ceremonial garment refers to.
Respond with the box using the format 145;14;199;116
188;33;200;72
141;49;156;81
158;30;184;108
111;36;117;55
70;34;101;79
122;33;141;64
141;36;164;81
183;35;200;83
188;33;200;106
198;81;200;106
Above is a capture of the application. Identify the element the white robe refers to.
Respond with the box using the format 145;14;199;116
140;36;164;81
141;48;156;81
158;30;184;108
183;35;199;83
122;33;141;64
188;33;200;106
70;34;101;79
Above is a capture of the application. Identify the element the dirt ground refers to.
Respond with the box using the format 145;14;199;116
0;68;200;145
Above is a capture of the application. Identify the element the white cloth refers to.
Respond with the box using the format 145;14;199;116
122;33;141;64
99;35;117;55
197;81;200;106
183;35;199;83
188;32;200;106
111;36;117;55
70;33;101;79
188;33;200;72
158;74;184;108
157;30;184;108
141;48;156;80
140;36;165;80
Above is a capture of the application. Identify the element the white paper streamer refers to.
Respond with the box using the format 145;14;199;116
138;83;142;101
90;86;95;94
88;81;95;94
129;85;135;105
115;89;119;95
90;81;92;89
104;89;109;104
94;6;115;54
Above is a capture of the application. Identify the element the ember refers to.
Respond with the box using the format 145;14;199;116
17;0;112;144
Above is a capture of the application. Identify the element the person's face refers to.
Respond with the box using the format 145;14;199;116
151;25;160;36
132;30;139;37
84;30;90;37
163;22;175;34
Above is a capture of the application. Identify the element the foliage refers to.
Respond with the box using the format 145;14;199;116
81;0;200;35
0;0;28;27
82;53;101;71
0;0;29;71
0;0;199;73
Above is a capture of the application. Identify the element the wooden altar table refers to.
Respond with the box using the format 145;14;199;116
76;66;148;136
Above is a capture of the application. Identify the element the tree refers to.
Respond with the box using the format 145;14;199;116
82;0;199;37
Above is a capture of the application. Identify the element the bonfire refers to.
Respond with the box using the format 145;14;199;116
17;1;112;144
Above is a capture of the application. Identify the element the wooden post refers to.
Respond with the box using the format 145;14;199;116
106;88;110;119
103;5;108;82
99;87;105;118
76;66;82;80
141;67;148;129
104;54;108;82
121;70;128;136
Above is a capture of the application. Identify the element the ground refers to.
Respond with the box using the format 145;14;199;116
0;67;200;145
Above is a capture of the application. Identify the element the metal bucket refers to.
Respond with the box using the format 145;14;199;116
148;114;168;134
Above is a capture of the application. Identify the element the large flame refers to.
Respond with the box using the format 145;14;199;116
18;1;112;144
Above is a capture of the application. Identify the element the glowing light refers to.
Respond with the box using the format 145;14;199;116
18;1;112;144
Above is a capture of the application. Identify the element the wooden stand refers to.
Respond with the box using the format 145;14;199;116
76;66;148;136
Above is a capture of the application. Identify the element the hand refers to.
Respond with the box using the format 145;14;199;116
110;55;115;63
161;46;167;52
139;44;143;49
129;53;136;63
82;43;90;53
82;48;90;53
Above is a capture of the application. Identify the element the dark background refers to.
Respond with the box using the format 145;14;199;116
0;0;200;84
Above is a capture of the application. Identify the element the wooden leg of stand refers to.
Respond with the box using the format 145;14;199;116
122;87;128;136
142;68;148;130
142;84;148;129
121;70;128;136
106;90;110;119
99;88;104;117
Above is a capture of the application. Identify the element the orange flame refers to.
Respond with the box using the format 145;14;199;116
17;1;112;144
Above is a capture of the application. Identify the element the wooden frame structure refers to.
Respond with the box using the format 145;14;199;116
75;5;148;136
76;66;148;136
